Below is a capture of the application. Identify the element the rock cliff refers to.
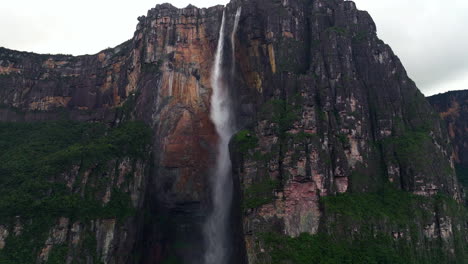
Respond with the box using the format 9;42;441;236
0;0;466;263
228;0;466;262
0;3;224;263
429;90;468;202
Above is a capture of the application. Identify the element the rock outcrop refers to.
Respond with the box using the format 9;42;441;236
0;0;466;263
227;0;466;262
0;3;225;263
429;90;468;201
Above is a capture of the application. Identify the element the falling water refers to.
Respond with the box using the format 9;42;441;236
231;7;242;76
204;10;234;264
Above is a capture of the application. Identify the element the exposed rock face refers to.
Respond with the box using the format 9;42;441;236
0;3;224;264
228;0;466;262
0;0;466;263
429;90;468;200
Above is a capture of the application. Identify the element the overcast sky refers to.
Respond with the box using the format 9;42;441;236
0;0;467;96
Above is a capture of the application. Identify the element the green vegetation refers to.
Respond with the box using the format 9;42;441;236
382;128;432;172
115;92;138;119
387;130;430;163
261;98;300;139
245;98;303;188
47;245;68;264
243;179;280;209
0;120;151;263
0;121;150;220
0;217;53;263
233;129;258;154
262;232;417;264
337;133;349;146
318;110;327;121
82;230;101;263
321;187;429;225
259;187;466;264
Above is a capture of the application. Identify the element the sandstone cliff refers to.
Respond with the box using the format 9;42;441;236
0;0;466;263
429;90;468;202
0;3;224;263
228;0;466;262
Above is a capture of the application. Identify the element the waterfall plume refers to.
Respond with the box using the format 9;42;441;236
203;10;234;264
231;7;242;77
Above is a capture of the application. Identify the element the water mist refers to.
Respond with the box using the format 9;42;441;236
203;7;241;264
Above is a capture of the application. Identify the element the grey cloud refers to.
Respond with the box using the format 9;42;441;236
353;0;468;95
0;0;466;95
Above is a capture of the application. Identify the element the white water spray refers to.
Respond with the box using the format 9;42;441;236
231;7;242;76
204;10;234;264
204;7;243;263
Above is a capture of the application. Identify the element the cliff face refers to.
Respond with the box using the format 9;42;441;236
0;0;466;263
0;3;225;263
429;90;468;200
228;0;466;262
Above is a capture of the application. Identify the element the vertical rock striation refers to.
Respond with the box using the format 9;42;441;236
228;0;467;263
429;90;468;201
0;3;226;263
0;0;466;263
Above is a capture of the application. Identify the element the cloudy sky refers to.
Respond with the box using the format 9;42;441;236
1;0;467;96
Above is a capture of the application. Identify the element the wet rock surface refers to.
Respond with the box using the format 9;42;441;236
429;90;468;201
229;0;466;262
0;0;466;263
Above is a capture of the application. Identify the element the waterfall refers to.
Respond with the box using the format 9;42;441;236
231;7;241;77
204;10;234;264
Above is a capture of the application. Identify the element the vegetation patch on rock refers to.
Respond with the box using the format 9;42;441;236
258;187;467;264
0;120;151;263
